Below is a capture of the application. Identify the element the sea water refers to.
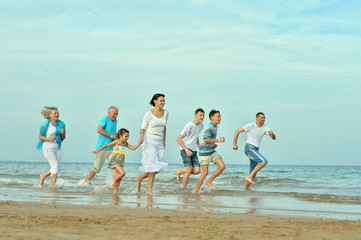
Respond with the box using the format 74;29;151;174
1;161;361;220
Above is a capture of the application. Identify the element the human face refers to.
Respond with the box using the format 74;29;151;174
195;112;205;123
49;110;59;122
120;132;129;143
154;96;165;109
256;114;265;126
211;113;221;125
108;110;118;121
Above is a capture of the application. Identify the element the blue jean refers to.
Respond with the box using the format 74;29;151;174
244;144;268;178
180;150;200;167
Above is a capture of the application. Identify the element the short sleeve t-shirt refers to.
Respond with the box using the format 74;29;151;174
96;116;117;150
242;122;270;148
179;122;203;151
198;122;218;156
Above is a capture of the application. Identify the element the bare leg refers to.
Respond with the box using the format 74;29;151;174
51;174;57;189
136;173;149;192
244;181;251;190
182;166;195;188
112;167;125;195
174;169;186;183
40;170;51;186
205;159;226;190
84;170;96;183
194;165;209;194
147;172;156;195
246;162;267;185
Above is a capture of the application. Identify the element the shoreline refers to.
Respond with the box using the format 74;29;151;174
1;201;361;240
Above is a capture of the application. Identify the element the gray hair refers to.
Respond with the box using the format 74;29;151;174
41;106;58;119
108;106;119;113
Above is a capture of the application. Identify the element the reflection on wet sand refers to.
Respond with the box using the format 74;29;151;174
136;194;154;209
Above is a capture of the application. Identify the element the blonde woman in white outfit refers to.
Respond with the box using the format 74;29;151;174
37;106;66;189
136;93;168;195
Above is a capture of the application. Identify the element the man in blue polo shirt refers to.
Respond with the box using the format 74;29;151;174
84;106;118;183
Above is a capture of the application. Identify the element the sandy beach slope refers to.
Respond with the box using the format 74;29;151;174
1;201;361;240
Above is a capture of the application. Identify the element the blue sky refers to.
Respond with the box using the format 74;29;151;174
1;0;360;165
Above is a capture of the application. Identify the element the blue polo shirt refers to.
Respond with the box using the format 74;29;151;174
96;116;117;150
198;122;218;156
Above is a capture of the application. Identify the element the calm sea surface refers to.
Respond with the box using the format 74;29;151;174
1;162;360;220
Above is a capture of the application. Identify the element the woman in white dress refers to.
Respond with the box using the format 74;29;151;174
136;93;168;194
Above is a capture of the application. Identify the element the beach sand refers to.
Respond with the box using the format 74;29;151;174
1;201;361;240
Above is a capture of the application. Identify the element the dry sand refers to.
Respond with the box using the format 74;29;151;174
1;201;361;240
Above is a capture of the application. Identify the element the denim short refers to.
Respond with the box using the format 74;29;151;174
244;144;268;177
180;149;200;167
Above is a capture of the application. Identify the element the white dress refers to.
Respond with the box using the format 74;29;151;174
139;110;168;173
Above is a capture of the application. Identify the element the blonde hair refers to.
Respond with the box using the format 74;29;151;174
108;106;119;113
41;106;58;119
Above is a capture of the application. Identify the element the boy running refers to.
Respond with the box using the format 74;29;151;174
194;110;226;194
175;108;205;188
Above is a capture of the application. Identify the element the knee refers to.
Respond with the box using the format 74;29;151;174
193;168;201;175
121;171;126;177
219;164;226;172
185;169;192;175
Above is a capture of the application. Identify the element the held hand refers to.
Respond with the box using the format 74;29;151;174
219;137;225;143
185;149;193;157
233;144;238;150
61;129;65;135
138;138;144;145
92;150;99;155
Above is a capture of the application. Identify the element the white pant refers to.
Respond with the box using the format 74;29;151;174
43;148;62;175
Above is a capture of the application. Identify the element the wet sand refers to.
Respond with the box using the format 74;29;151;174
1;201;361;240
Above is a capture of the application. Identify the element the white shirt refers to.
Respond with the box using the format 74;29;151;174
179;121;203;151
242;122;270;148
141;110;168;137
43;123;59;150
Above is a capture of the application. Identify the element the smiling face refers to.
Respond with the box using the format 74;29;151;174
211;113;221;125
119;132;129;143
49;109;59;121
195;111;205;123
256;114;265;126
108;110;119;121
154;96;165;109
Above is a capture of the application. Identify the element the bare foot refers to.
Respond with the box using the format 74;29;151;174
111;180;116;189
245;177;256;185
136;176;142;192
205;181;217;190
148;190;154;195
83;179;90;184
174;169;181;183
40;174;45;186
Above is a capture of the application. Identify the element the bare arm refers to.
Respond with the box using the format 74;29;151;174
39;134;55;142
97;125;115;139
126;138;143;151
233;127;245;150
61;129;66;140
203;137;225;143
177;134;193;157
268;131;276;140
92;140;116;154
